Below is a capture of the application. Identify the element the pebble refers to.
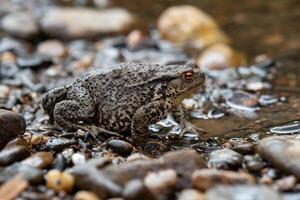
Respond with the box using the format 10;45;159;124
0;109;26;148
0;145;30;166
46;169;74;193
197;43;246;71
122;179;155;200
0;163;44;184
257;136;300;179
126;153;151;162
269;121;300;134
205;185;282;200
21;152;54;169
45;137;76;151
231;143;255;155
226;91;259;112
16;54;52;69
144;169;177;198
29;134;48;145
40;8;136;39
71;166;122;199
208;148;243;170
37;40;67;58
74;191;100;200
244;155;265;173
1;12;39;39
182;98;197;111
107;139;133;155
157;5;228;49
191;169;255;191
177;189;205;200
273;175;297;191
72;152;86;165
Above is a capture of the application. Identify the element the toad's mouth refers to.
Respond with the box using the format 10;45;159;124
175;86;204;105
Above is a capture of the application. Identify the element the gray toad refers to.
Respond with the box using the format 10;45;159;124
41;62;205;144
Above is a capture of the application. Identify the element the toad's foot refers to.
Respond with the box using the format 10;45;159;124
166;120;205;139
77;124;123;138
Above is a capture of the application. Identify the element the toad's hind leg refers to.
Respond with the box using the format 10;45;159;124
53;85;95;131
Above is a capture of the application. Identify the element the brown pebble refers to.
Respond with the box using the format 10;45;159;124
21;151;54;169
0;51;16;64
273;175;297;191
37;40;67;58
0;145;30;166
0;175;29;200
0;109;26;148
144;169;177;198
191;169;255;191
107;139;133;155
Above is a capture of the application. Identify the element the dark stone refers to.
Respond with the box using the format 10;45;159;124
17;54;52;69
0;145;30;166
107;139;133;155
45;137;76;151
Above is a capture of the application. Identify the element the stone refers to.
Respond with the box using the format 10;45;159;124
1;12;39;39
177;189;205;200
0;109;26;148
205;185;282;200
46;170;74;193
45;137;76;151
0;145;30;166
21;152;54;169
107;139;133;155
144;169;177;198
157;5;228;49
191;169;255;191
71;166;123;199
122;179;155;200
208;148;243;170
0;163;44;185
40;8;136;39
257;136;300;179
16;54;52;69
74;191;101;200
197;43;246;71
37;40;67;58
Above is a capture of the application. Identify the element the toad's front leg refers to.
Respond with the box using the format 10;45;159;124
131;100;173;145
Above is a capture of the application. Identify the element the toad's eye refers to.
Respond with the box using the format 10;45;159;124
183;71;194;80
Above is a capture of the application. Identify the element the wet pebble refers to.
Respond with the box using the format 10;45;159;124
122;179;155;200
0;145;30;166
206;185;282;200
177;189;205;200
144;169;177;199
21;151;54;169
269;121;300;134
40;8;136;39
37;40;67;58
208;148;243;170
191;169;255;191
257;136;300;179
1;12;39;39
107;139;133;155
226;91;259;111
0;109;26;148
45;137;76;151
46;169;74;193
